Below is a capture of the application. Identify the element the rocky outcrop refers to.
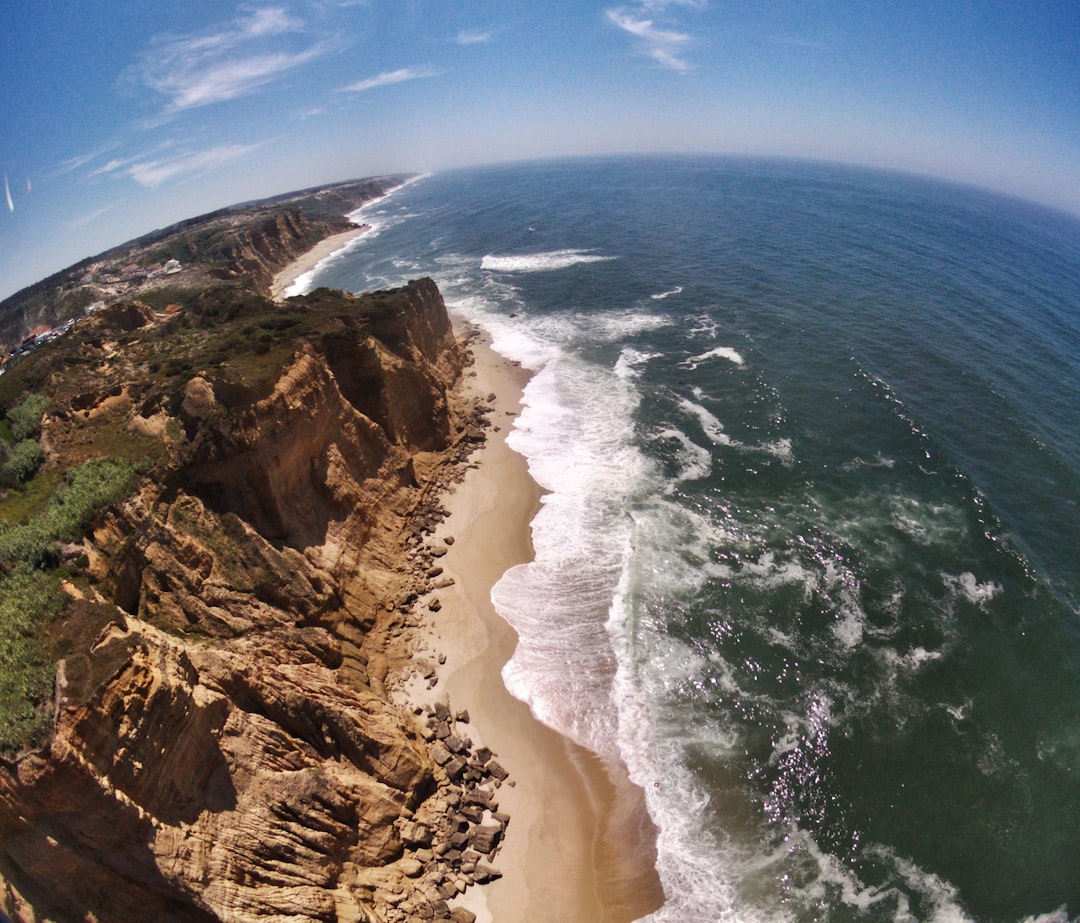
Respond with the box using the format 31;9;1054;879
0;279;505;922
206;208;325;292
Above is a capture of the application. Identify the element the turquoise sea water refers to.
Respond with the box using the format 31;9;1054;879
301;157;1080;922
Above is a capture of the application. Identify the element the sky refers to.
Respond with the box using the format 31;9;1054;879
1;0;1078;301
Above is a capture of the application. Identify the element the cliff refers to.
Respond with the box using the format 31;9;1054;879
0;278;506;922
0;175;410;352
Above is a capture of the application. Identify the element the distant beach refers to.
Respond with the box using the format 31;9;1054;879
269;225;369;299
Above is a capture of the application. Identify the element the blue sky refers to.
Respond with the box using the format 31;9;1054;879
2;1;1078;300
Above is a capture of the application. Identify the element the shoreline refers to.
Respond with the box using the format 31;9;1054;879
269;225;369;299
392;323;663;921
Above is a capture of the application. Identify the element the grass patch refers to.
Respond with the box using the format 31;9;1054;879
0;458;141;568
0;566;63;751
218;342;297;392
0;457;142;752
0;470;64;525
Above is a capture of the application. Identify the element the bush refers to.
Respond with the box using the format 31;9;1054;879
7;392;50;442
0;439;45;486
0;457;141;749
0;457;140;568
0;566;62;750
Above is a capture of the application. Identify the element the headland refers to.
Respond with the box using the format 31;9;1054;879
0;178;663;922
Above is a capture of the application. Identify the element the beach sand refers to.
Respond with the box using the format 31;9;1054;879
269;226;368;299
273;221;664;917
395;327;664;921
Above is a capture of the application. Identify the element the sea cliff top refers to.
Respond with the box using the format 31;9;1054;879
0;174;414;355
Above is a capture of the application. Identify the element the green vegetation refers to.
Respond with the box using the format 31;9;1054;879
0;457;141;751
0;458;140;569
6;392;49;440
0;439;45;486
0;392;48;489
0;469;63;526
136;285;201;312
0;275;406;752
0;566;62;749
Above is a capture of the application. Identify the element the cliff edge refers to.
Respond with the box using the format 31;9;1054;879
0;278;506;922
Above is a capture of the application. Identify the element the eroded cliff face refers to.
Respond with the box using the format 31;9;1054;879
206;209;327;293
0;279;502;922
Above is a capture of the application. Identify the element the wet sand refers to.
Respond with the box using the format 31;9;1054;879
396;327;664;921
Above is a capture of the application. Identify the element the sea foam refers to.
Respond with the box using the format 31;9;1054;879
480;248;616;272
680;345;746;369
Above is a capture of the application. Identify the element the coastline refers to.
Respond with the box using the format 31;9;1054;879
393;323;664;921
269;225;368;299
271;215;664;916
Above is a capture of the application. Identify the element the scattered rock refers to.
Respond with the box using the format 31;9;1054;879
473;866;502;885
400;858;424;878
470;825;502;855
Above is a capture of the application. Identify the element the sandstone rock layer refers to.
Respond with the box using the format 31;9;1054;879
0;279;500;922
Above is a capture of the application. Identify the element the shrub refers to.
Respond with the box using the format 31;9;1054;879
7;392;50;442
0;457;140;568
0;439;45;486
0;457;140;749
0;566;62;750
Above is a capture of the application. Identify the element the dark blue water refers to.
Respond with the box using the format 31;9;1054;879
299;157;1080;922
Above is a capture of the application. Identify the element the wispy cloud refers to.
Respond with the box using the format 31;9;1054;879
606;2;704;72
608;10;689;44
127;143;263;188
131;6;329;112
455;29;495;46
53;141;123;178
89;154;146;178
65;203;119;233
340;67;436;93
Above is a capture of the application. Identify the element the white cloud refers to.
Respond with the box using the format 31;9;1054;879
52;141;124;178
649;47;690;73
242;6;304;37
340;67;436;93
131;6;328;112
127;143;263;188
455;29;494;45
606;2;702;72
65;203;119;233
607;10;689;44
91;158;131;177
165;49;327;110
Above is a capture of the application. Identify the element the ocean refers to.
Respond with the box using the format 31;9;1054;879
293;157;1080;922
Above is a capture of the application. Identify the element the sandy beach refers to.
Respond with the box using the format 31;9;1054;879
269;225;368;299
272;223;663;917
394;326;664;921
